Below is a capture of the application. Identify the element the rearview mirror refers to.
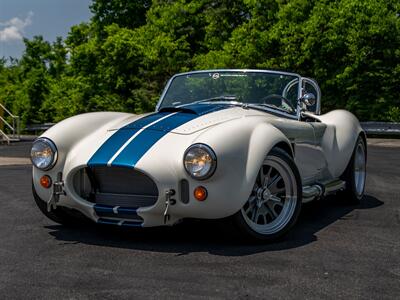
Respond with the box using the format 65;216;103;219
301;93;316;107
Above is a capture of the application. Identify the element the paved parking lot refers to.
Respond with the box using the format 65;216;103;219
0;140;399;299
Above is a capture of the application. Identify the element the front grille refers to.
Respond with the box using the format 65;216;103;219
73;166;159;208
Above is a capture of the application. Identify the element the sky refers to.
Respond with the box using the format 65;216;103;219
0;0;92;59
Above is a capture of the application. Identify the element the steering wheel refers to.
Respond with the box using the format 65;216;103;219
261;94;296;113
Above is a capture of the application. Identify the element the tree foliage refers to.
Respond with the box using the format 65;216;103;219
0;0;399;127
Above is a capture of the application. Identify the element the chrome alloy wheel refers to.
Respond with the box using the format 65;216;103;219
241;155;298;235
354;141;366;197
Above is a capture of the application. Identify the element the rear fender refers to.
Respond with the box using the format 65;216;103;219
316;110;365;178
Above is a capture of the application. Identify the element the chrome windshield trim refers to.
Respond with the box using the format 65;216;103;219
155;69;302;114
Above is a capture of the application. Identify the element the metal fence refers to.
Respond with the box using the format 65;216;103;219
0;102;20;144
361;122;400;137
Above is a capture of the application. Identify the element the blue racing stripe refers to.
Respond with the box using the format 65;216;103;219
111;104;231;167
88;129;139;167
88;103;233;167
87;112;169;167
111;112;198;167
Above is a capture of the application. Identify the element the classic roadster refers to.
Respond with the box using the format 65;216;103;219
31;69;367;240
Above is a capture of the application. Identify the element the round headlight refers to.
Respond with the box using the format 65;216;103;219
30;138;57;170
184;144;217;180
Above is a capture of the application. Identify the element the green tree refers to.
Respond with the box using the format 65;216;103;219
1;0;399;125
90;0;151;30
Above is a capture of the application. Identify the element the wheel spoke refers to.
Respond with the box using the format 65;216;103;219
268;174;283;194
265;203;278;218
264;166;273;187
258;168;266;186
248;195;257;204
250;206;258;221
269;195;284;205
245;196;256;214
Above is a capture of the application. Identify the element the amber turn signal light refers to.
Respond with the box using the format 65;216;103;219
194;186;207;201
40;175;52;189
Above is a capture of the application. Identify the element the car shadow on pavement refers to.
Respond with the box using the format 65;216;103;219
46;195;383;256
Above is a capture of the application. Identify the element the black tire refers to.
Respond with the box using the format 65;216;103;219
340;136;367;204
230;148;302;242
32;183;85;226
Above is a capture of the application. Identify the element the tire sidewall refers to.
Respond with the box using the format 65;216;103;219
341;136;367;203
352;137;367;200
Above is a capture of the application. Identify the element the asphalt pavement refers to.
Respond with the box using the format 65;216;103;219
0;140;399;299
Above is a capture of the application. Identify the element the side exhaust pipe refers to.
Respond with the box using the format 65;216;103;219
302;179;346;203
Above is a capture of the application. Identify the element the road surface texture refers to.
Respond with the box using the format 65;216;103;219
0;140;399;299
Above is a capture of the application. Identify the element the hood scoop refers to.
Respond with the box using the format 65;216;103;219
158;106;198;114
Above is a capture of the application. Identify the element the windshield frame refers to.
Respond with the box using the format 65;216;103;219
156;69;302;119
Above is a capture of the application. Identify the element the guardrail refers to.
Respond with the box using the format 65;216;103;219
2;119;399;144
361;122;400;137
25;123;55;135
0;103;20;144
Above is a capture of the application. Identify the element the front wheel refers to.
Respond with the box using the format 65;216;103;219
231;148;302;241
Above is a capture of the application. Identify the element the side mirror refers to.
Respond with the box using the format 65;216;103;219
301;93;316;107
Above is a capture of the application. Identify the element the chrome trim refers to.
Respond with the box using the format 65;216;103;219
302;185;323;203
354;141;366;197
183;143;217;180
302;179;346;203
324;179;346;195
301;77;321;115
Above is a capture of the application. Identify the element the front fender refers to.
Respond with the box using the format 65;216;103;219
138;117;290;220
42;112;134;162
33;112;134;205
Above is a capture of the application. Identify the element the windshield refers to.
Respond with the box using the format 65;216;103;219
159;71;300;115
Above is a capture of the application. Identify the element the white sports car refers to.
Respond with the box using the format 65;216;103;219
31;69;367;241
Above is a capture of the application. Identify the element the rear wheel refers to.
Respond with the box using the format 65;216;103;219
340;136;367;204
231;148;302;241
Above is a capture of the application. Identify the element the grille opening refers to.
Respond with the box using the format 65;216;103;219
73;166;159;208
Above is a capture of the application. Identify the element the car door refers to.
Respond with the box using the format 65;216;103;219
273;118;321;185
274;77;324;185
299;78;328;182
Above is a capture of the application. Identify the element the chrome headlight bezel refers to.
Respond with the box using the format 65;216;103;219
183;143;217;180
30;138;58;171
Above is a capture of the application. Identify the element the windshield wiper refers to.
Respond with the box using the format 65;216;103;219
195;95;240;103
248;103;294;114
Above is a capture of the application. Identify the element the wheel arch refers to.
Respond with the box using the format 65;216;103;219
273;141;294;158
188;118;297;219
240;122;296;207
359;131;367;159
